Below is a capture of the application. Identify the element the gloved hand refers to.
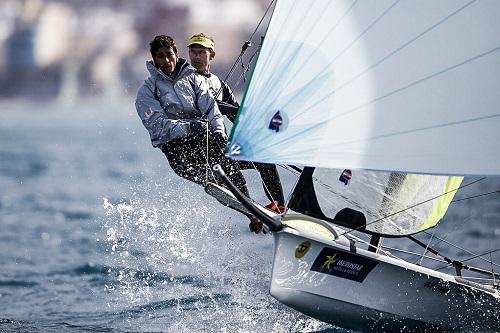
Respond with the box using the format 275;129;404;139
190;120;208;136
212;131;228;148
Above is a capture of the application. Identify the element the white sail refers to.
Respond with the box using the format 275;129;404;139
228;0;500;176
311;169;462;235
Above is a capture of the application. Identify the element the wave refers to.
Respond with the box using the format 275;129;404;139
0;318;117;333
0;151;47;180
115;293;232;318
48;263;209;287
0;280;38;288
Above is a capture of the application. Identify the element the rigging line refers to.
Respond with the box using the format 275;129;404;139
338;177;485;238
215;0;276;101
230;0;281;95
233;38;262;88
404;234;499;278
340;232;396;258
490;241;497;286
239;55;247;83
435;248;500;272
423;230;500;269
248;0;276;44
463;277;499;282
200;129;217;186
382;246;449;265
302;44;500;129
204;123;210;184
281;165;302;174
490;243;496;285
418;227;436;266
209;43;252;108
452;189;500;203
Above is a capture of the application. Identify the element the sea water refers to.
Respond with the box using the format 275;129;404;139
0;101;338;332
0;101;498;332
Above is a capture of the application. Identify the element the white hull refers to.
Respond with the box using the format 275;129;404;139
270;215;500;332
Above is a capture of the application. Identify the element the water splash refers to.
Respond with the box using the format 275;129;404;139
99;182;333;332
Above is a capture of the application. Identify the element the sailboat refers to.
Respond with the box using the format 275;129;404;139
210;0;500;331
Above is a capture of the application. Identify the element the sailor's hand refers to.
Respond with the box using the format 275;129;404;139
212;131;228;148
190;120;208;136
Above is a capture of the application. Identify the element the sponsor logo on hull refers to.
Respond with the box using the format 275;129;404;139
295;241;311;259
311;247;378;282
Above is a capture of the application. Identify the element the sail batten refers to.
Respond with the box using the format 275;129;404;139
313;45;500;127
331;0;478;96
228;0;500;176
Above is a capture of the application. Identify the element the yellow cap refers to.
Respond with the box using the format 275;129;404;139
188;33;215;50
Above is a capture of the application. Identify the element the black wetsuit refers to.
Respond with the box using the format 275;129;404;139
162;132;249;197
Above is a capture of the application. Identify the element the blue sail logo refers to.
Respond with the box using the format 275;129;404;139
339;169;352;185
268;110;288;133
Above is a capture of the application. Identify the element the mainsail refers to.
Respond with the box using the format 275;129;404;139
223;0;500;236
228;0;500;176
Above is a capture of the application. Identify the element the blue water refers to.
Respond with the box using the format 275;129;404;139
0;101;498;332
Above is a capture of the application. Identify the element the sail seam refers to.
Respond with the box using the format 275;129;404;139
279;0;398;111
257;0;332;108
328;114;500;147
319;45;500;124
269;0;358;110
331;0;477;97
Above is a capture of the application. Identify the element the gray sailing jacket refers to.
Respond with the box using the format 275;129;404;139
135;59;225;147
199;72;239;122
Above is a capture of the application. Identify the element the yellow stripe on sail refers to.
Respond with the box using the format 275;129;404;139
418;176;464;232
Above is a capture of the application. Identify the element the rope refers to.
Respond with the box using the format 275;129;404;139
233;36;264;87
418;227;435;266
204;123;211;185
452;189;500;203
435;248;500;272
208;0;276;108
425;231;500;270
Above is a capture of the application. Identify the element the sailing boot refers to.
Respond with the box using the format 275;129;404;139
264;201;286;214
248;215;269;234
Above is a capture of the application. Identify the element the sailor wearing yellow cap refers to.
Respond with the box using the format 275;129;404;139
187;33;239;122
188;33;287;233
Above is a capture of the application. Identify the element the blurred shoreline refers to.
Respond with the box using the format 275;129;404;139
0;0;270;104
